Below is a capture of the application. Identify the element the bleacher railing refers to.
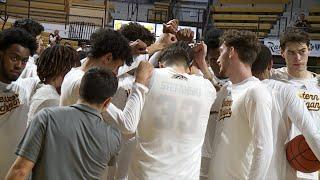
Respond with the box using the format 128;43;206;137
68;15;103;40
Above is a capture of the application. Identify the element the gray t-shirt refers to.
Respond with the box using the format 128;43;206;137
16;104;121;180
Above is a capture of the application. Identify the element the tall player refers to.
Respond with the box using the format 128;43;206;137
200;27;229;180
0;28;37;179
208;30;273;179
127;41;216;179
253;44;320;180
271;28;320;180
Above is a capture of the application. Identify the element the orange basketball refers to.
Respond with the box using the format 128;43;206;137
286;135;320;173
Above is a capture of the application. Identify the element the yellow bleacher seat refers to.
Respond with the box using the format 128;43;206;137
213;14;278;21
309;33;320;40
30;1;66;12
311;24;320;29
213;6;283;13
307;16;320;23
214;22;273;30
309;6;320;13
218;0;289;4
72;0;114;10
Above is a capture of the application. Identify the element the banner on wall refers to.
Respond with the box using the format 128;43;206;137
264;38;320;57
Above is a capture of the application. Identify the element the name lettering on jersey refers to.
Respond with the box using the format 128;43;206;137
160;81;201;97
218;97;233;121
0;94;21;115
298;91;320;111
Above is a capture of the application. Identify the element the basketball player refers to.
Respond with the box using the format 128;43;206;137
6;67;122;180
27;45;79;126
200;27;229;180
61;28;155;134
253;44;320;180
0;28;37;179
271;28;320;180
13;19;44;79
208;30;273;179
204;28;229;88
127;41;216;179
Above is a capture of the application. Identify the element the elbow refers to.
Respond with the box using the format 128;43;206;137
122;126;136;135
5;167;29;180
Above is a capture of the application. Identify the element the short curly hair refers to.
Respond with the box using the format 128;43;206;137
13;19;44;37
89;28;132;66
203;28;223;50
119;22;155;46
36;45;79;84
280;27;310;50
220;30;261;65
0;28;37;56
159;41;193;68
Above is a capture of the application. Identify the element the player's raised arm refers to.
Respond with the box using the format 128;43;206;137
106;61;154;134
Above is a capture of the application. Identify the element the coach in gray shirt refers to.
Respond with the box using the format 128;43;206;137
6;67;121;180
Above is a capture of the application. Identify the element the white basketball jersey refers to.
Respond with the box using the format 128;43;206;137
271;67;320;180
129;67;216;179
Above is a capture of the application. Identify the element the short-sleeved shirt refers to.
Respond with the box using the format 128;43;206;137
16;104;121;180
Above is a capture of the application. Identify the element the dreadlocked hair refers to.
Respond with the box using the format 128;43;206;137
36;45;79;84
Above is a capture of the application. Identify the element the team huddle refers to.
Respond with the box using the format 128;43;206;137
0;18;319;180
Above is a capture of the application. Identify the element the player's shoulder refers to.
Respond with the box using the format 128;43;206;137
63;68;83;86
65;67;84;79
270;67;289;80
263;79;291;89
246;81;272;99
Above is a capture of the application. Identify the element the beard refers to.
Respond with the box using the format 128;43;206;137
0;60;20;83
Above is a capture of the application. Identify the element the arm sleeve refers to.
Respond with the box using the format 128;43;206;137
15;110;48;163
246;86;273;180
148;51;162;67
285;86;320;161
106;82;149;134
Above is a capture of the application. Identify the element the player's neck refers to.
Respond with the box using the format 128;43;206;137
77;99;104;113
0;75;11;84
81;57;104;72
287;68;312;79
171;65;187;74
229;64;253;84
253;70;269;81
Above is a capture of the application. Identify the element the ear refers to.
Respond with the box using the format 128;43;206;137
103;52;113;64
102;97;112;110
280;49;285;59
229;47;235;59
268;59;273;71
158;61;165;68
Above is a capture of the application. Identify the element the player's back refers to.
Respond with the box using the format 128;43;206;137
129;67;216;179
60;67;84;106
